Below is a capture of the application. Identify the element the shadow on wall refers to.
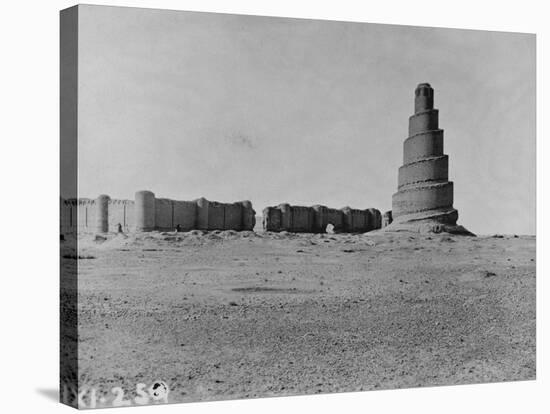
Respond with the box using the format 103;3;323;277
60;191;256;234
262;204;382;233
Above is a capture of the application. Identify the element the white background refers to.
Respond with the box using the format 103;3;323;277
0;0;546;413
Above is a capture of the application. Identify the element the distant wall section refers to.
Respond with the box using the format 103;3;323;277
60;191;255;233
263;204;381;233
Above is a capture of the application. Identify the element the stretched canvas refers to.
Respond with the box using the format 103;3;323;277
60;4;536;409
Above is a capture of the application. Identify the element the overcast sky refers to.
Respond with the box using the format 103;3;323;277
74;5;535;235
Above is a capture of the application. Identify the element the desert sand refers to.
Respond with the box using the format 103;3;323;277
61;228;535;406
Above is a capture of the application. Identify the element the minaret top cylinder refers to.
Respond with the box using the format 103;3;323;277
414;83;434;113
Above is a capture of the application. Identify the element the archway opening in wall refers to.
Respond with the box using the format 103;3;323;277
325;223;335;234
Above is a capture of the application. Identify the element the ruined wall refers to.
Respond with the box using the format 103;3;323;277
154;198;174;231
135;190;155;231
60;197;113;234
262;207;281;231
60;191;255;233
108;199;134;232
342;207;369;233
311;205;336;233
382;210;393;228
61;197;135;234
195;198;209;230
173;200;197;231
368;208;382;230
193;198;255;231
291;206;314;232
139;192;255;231
326;208;345;232
207;202;225;230
77;199;97;232
240;201;256;231
224;203;243;231
263;204;381;233
96;195;110;233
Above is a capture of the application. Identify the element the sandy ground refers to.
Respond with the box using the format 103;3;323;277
61;229;535;406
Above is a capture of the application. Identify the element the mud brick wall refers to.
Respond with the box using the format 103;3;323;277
368;208;382;230
290;206;314;232
240;201;256;231
195;198;209;230
77;199;97;232
141;193;255;232
61;191;256;233
206;202;225;230
60;191;256;234
342;208;379;233
154;198;174;231
311;205;330;233
263;204;381;233
60;197;132;234
262;206;281;231
108;199;134;232
95;195;110;233
224;203;243;231
326;208;345;232
173;200;197;231
382;210;393;228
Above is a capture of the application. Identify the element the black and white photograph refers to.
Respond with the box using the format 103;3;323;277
1;1;548;413
58;4;538;409
60;5;536;408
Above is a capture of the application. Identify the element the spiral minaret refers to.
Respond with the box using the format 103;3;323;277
389;83;472;234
